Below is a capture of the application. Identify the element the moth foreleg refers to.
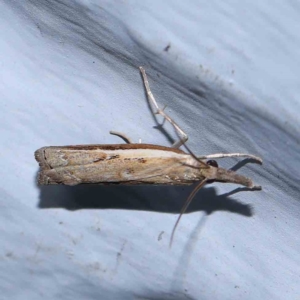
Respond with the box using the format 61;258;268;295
109;131;133;144
139;66;188;149
198;153;262;164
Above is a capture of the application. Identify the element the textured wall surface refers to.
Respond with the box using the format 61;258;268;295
1;1;299;299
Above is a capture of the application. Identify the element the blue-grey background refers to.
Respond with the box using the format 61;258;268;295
1;1;299;299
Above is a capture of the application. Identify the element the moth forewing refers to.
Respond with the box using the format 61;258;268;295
35;144;208;186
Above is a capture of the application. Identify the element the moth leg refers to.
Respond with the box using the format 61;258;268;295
109;131;133;144
198;153;262;164
139;67;188;149
170;178;207;247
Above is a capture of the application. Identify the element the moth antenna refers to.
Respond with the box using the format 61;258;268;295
169;178;207;247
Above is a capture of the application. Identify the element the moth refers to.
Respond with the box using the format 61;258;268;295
35;67;262;245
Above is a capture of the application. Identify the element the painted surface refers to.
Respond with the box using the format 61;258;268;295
1;1;299;299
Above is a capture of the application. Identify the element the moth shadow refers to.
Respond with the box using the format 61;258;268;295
132;290;197;300
38;182;254;217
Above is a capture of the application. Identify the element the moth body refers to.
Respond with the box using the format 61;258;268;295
35;143;258;189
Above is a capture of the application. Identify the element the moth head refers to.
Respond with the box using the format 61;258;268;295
202;160;261;190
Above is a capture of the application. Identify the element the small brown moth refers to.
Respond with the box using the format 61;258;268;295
35;67;262;245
